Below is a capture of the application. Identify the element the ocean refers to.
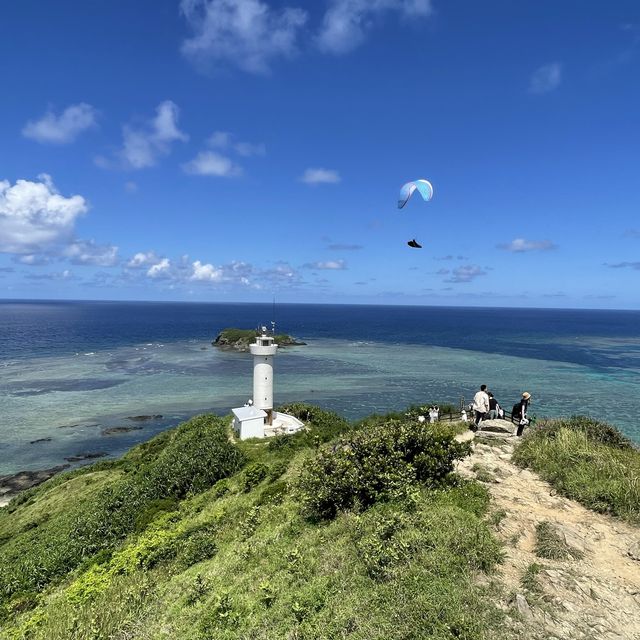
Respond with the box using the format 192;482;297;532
1;300;639;475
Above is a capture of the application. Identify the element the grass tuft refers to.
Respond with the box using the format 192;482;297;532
513;417;640;524
534;521;583;560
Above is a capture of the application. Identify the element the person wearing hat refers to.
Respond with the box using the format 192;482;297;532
514;392;531;436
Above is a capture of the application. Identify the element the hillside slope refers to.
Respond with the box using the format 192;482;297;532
0;408;638;640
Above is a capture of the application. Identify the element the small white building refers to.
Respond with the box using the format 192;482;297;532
231;327;305;440
232;405;267;439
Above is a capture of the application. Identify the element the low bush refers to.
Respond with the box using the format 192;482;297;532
514;417;640;523
267;403;352;453
532;415;634;450
243;463;269;492
177;525;218;568
256;480;288;506
296;419;471;520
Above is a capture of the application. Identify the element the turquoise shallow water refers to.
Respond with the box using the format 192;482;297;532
1;301;639;474
1;334;639;475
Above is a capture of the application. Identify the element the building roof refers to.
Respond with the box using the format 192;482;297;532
232;406;267;421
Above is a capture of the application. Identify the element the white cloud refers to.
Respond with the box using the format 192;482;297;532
64;240;119;266
318;0;432;54
208;131;233;148
127;251;161;268
300;168;341;185
191;259;223;281
207;131;266;157
234;141;266;157
14;254;50;266
183;151;242;177
147;258;172;278
497;238;557;252
180;0;308;74
0;174;87;254
120;101;188;169
22;103;98;144
443;265;487;283
124;181;138;193
529;62;562;94
304;260;346;270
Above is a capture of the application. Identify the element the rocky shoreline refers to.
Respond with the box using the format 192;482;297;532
0;465;70;507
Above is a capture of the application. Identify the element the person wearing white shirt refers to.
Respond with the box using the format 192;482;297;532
472;384;490;431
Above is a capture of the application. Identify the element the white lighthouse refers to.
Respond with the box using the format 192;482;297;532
231;325;305;440
250;327;277;425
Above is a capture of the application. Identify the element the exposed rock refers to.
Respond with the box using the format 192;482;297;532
628;541;640;562
478;418;517;435
516;593;532;618
127;415;163;422
63;452;107;463
57;422;99;429
0;465;70;502
101;426;144;436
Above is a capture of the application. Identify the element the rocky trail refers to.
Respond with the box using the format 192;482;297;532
456;426;640;640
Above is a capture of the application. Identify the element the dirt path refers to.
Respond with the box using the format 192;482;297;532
456;432;640;640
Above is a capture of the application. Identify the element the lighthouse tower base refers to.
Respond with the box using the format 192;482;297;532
231;408;304;440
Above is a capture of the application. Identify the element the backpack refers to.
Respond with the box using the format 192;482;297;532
512;402;522;419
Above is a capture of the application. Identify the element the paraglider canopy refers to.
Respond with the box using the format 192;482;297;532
398;179;433;209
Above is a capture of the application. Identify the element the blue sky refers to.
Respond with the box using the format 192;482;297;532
1;0;639;308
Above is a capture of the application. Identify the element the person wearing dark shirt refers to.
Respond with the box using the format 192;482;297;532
513;391;531;436
487;392;501;420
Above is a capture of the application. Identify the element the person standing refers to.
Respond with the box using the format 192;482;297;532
487;392;502;420
514;392;532;436
472;384;490;431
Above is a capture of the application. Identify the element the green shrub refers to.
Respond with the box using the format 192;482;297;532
243;463;269;492
198;590;239;635
177;526;218;568
256;481;288;506
273;403;351;448
296;419;471;520
268;460;289;481
211;478;230;499
134;497;179;531
0;414;244;607
185;574;211;606
353;512;410;580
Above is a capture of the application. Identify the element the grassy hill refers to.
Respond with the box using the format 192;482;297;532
1;407;637;640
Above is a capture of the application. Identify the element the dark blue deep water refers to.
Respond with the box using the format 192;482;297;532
2;300;640;370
